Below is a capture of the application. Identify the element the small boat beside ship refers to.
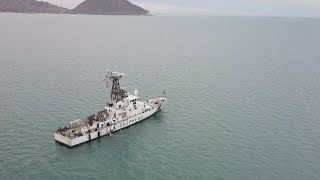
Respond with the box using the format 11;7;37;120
54;71;167;147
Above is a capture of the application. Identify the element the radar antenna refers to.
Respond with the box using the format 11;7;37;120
104;70;127;102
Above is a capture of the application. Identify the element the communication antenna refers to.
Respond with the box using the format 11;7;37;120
104;69;127;102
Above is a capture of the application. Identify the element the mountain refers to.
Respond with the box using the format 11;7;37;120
68;0;149;15
0;0;68;13
0;0;149;15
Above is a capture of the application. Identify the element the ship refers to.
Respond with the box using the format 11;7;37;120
54;71;167;147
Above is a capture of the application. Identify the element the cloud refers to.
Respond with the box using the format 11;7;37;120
132;2;212;15
132;1;265;16
245;0;320;6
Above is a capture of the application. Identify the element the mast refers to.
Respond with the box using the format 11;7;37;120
104;71;127;102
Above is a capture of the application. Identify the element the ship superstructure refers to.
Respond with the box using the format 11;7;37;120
54;71;167;147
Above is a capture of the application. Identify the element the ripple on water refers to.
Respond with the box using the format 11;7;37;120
0;14;320;179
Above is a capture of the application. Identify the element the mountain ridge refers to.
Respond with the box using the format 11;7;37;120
69;0;149;15
0;0;149;15
0;0;67;13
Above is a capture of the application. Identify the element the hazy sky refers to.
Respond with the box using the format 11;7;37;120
42;0;320;17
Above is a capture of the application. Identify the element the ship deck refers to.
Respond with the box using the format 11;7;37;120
60;124;87;137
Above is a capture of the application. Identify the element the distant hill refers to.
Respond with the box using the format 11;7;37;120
68;0;149;15
0;0;149;15
0;0;68;13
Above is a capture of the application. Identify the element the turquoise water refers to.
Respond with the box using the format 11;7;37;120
0;14;320;179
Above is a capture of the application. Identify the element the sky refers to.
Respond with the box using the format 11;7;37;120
41;0;320;17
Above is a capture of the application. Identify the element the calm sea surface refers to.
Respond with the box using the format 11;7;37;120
0;14;320;179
